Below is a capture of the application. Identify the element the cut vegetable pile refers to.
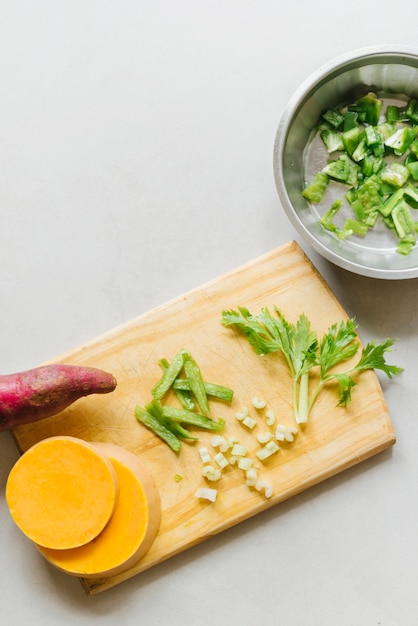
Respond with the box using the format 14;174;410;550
302;92;418;254
135;349;233;451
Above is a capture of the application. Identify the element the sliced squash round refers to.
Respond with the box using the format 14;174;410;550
6;436;118;550
37;443;161;579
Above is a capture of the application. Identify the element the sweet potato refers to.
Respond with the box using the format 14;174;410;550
0;364;117;431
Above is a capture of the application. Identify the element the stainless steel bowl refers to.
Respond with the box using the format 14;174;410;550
273;45;418;279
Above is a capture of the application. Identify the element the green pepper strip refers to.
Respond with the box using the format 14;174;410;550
183;355;210;415
158;358;196;410
146;399;197;441
134;405;181;452
160;405;225;431
152;348;189;400
173;379;234;403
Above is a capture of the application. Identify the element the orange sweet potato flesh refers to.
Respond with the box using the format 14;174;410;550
6;437;118;549
37;443;161;579
0;364;117;431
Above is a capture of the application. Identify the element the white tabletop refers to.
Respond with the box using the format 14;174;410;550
1;2;417;624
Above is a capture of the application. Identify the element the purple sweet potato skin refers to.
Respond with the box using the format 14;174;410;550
0;364;117;431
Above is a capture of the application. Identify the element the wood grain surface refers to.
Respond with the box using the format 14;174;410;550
11;241;396;594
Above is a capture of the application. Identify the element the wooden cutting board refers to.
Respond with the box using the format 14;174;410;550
11;241;396;595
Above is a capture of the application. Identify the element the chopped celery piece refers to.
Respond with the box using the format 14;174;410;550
302;172;329;203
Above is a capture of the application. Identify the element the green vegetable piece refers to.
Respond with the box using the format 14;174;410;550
135;405;181;452
397;240;415;255
322;108;344;129
407;161;418;181
386;105;404;123
343;218;369;236
146;399;198;441
183;355;210;415
158;357;195;410
409;139;418;158
392;199;416;240
352;136;368;162
342;126;362;157
379;187;405;218
365;125;381;146
404;183;418;207
343;111;358;131
350;92;383;126
405;98;418;123
380;162;409;188
152;348;189;400
320;200;345;238
160;405;225;431
376;121;397;141
356;175;382;213
384;127;417;155
320;128;344;153
322;157;351;182
173;378;234;403
302;172;329;204
361;154;383;178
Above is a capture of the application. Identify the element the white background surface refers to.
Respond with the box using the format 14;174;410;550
1;2;417;624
